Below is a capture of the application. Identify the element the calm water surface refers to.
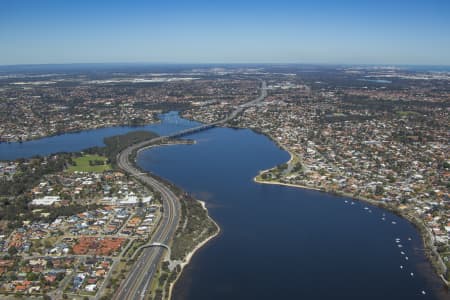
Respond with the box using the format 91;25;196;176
137;126;448;300
0;111;200;160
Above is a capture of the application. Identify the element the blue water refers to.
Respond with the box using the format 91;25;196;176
137;127;448;300
358;78;392;84
0;112;200;160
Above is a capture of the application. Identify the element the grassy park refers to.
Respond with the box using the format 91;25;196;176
67;154;112;173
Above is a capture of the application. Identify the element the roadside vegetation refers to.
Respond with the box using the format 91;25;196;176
149;193;219;300
171;194;218;260
86;130;158;165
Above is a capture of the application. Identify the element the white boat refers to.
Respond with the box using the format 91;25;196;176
421;290;426;295
410;272;414;276
401;251;405;255
400;265;403;269
405;256;409;260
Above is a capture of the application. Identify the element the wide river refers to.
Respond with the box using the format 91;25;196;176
137;117;448;300
1;112;447;299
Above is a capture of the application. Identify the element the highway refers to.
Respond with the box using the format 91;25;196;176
113;143;180;300
112;80;267;300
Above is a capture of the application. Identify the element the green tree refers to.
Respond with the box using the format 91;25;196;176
26;272;39;281
375;185;384;195
8;246;18;256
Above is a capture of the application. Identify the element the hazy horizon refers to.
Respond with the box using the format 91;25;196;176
1;0;450;66
1;61;450;66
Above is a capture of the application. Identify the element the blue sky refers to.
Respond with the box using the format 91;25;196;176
1;0;449;65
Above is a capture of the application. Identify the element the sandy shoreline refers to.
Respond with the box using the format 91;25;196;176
254;165;449;288
167;200;221;300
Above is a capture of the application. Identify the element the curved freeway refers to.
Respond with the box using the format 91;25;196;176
112;80;267;300
113;140;180;300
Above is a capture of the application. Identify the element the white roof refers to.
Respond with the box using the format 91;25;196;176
85;284;97;292
119;195;152;205
31;196;61;206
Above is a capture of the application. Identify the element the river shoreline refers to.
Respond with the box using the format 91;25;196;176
245;126;449;288
132;140;219;300
0;119;161;144
125;116;445;299
254;154;449;289
167;200;221;300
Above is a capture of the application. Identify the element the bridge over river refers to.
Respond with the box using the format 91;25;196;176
167;80;267;139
